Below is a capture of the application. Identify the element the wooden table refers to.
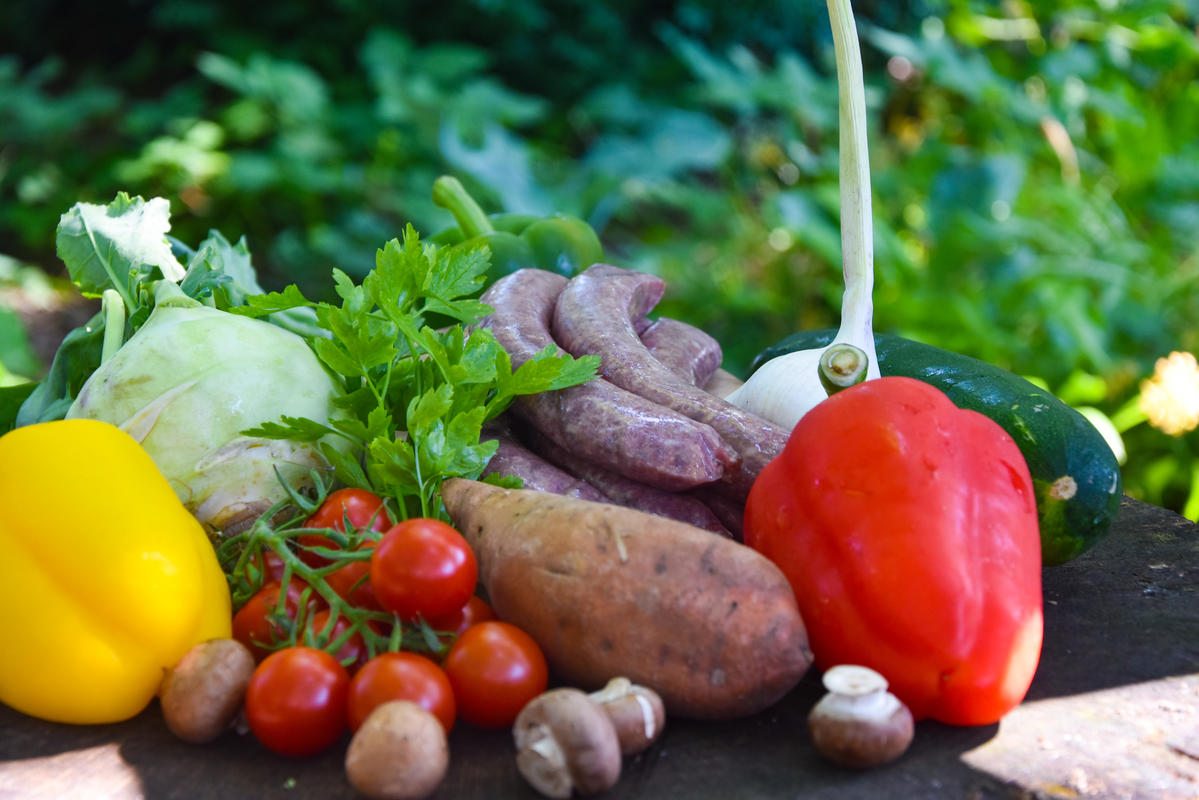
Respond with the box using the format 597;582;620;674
2;497;1196;799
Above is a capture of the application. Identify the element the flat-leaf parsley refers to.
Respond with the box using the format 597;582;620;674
238;225;599;519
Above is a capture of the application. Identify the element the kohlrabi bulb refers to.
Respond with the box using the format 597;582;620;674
67;287;343;532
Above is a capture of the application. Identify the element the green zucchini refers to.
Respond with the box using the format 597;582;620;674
750;330;1122;566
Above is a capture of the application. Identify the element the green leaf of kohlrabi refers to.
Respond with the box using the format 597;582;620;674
14;312;105;427
56;193;185;307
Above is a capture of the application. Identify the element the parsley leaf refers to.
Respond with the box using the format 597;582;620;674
245;224;598;520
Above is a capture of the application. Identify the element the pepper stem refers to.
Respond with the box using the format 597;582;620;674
432;175;496;238
827;0;879;379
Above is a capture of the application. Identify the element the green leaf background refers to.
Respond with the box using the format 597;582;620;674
2;0;1198;515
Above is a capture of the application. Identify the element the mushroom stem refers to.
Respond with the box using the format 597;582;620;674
517;725;572;799
808;664;915;768
513;688;622;798
587;677;667;755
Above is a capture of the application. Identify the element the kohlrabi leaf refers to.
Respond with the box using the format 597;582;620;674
56;193;185;305
190;239;327;339
14;313;105;427
194;230;263;297
0;383;38;434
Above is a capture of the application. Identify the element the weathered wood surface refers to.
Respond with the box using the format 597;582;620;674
1;497;1196;799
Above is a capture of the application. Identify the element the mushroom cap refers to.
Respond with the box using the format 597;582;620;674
160;638;256;744
345;701;449;800
807;667;915;768
513;688;622;797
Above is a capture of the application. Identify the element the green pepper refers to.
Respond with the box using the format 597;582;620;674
427;212;541;246
431;176;603;280
522;214;604;277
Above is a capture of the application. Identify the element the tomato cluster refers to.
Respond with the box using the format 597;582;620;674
231;489;549;758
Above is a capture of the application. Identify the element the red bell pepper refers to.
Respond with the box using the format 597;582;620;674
744;376;1043;726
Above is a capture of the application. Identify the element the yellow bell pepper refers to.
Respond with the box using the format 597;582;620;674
0;418;232;724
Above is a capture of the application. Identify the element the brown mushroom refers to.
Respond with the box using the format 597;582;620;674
807;664;914;768
513;688;622;798
587;677;666;755
159;638;255;744
345;701;449;800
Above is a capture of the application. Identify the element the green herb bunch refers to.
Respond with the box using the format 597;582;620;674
238;224;599;520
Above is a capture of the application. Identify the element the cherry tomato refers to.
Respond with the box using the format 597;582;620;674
442;621;548;728
242;547;286;585
233;579;323;662
370;518;478;621
309;610;370;674
346;652;456;734
326;542;380;610
299;488;393;566
244;647;350;757
429;595;497;638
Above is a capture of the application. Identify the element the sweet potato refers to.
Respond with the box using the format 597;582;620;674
440;478;812;719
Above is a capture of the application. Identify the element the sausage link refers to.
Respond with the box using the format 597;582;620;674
687;487;746;541
640;317;723;388
552;264;789;497
479;269;735;490
481;422;611;502
511;419;732;537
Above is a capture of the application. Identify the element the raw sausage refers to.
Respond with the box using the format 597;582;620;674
479;269;736;490
552;265;789;497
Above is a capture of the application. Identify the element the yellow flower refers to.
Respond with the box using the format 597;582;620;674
1139;351;1199;436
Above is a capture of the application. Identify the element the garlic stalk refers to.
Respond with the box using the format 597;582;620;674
724;0;880;430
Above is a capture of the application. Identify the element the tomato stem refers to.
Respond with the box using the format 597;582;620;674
216;504;453;662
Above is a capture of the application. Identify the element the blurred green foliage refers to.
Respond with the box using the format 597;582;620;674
2;0;1198;516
